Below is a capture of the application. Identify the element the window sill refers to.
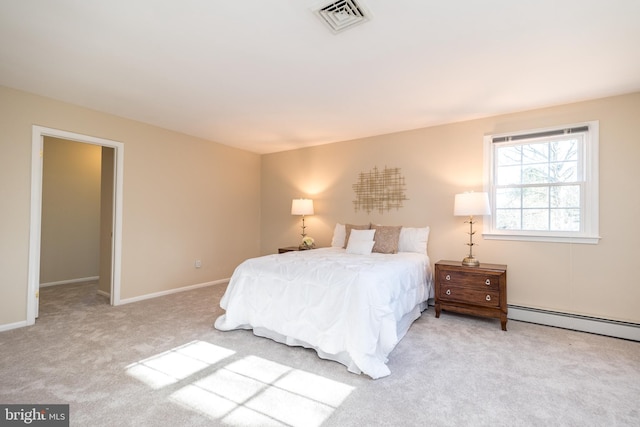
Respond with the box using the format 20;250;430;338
483;233;601;244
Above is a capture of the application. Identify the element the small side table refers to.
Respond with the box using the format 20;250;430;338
278;246;300;254
434;260;508;331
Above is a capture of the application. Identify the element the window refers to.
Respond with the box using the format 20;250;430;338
483;121;599;243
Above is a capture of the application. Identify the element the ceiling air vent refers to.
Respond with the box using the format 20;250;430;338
314;0;370;34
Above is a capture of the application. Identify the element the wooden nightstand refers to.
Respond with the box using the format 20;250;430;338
278;246;300;253
434;260;508;331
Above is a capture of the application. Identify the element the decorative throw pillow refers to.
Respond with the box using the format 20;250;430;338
346;238;375;255
347;228;376;243
331;223;346;247
371;225;402;254
343;224;371;248
398;226;430;253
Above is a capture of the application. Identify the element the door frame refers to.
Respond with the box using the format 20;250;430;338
27;126;124;324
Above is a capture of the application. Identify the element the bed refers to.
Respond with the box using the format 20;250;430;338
214;224;433;379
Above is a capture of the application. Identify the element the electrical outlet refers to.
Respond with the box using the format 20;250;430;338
195;259;202;268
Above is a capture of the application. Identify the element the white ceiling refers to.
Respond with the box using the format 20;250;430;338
1;0;639;154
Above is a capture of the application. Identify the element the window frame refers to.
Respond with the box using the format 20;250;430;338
483;121;600;244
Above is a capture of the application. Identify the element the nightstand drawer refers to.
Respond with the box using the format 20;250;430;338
438;284;500;308
438;270;500;291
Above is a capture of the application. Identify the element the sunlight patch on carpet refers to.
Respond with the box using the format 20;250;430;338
170;355;354;426
125;341;235;389
125;340;355;426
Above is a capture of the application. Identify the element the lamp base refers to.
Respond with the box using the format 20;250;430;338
462;256;480;267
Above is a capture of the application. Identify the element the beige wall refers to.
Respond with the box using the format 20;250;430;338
40;137;102;284
261;92;640;324
2;84;637;328
0;85;261;327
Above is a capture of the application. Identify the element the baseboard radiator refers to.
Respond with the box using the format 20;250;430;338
508;305;640;342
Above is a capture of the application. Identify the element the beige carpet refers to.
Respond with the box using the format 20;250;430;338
1;281;638;426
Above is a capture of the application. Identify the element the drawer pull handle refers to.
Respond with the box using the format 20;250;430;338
485;295;491;301
445;274;451;281
485;279;491;285
446;289;451;295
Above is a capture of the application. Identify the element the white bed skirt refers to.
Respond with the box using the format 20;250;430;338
230;300;428;379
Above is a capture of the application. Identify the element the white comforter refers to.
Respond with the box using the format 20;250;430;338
214;247;433;379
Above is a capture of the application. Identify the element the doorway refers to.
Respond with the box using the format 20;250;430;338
27;126;124;324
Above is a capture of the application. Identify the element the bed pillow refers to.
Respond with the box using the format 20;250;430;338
347;228;375;242
371;225;402;254
331;223;346;247
343;224;371;248
398;226;430;253
346;238;375;255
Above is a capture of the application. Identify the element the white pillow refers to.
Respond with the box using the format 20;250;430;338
398;226;430;253
331;223;346;247
346;239;375;255
348;228;376;242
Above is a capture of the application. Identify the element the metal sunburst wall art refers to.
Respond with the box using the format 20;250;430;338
352;166;408;214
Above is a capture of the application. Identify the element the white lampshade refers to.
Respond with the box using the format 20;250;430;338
291;198;314;216
454;192;491;216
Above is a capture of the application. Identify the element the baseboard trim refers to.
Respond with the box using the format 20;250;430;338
40;276;100;287
117;279;229;306
0;320;29;332
508;305;640;341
